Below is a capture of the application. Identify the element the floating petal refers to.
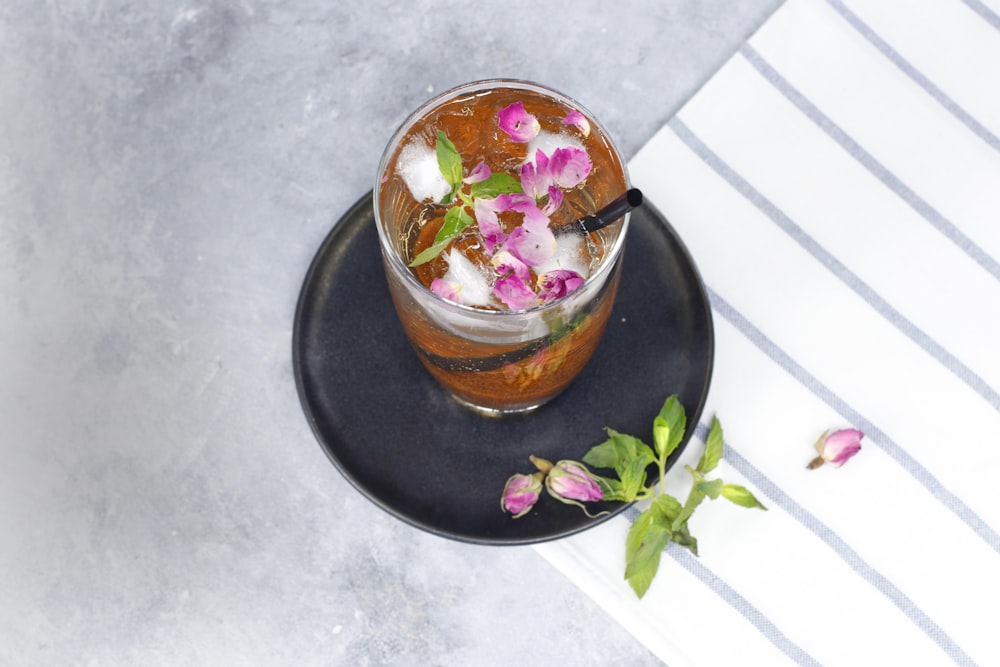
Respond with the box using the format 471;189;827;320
520;150;552;200
562;110;591;136
549;146;592;188
430;278;463;304
497;101;540;143
474;197;506;254
506;225;556;267
463;160;491;184
537;269;585;304
493;273;539;310
491;250;531;282
542;185;564;216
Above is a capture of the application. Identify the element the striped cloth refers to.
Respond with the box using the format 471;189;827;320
534;0;1000;664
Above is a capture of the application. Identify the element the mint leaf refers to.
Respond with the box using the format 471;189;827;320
470;172;522;199
409;205;473;267
434;205;473;244
671;522;699;556
672;485;705;532
655;395;686;459
698;415;724;474
436;130;462;187
697;477;725;500
581;438;621;470
721;484;768;510
625;508;671;598
409;238;452;267
652;493;682;523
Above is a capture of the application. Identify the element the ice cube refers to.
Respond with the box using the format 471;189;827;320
524;130;584;165
397;140;450;203
533;232;590;278
443;247;492;307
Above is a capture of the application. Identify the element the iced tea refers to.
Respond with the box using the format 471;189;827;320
375;80;629;414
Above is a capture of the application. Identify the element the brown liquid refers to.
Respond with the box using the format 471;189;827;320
378;86;627;412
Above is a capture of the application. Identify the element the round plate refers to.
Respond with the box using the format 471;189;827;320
293;192;714;545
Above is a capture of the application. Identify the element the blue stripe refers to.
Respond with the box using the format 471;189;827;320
963;0;1000;31
825;0;1000;152
623;506;823;667
705;286;1000;557
692;423;977;666
667;116;1000;414
738;42;1000;284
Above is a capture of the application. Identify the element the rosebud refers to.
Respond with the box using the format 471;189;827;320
546;460;604;504
807;428;863;469
501;472;543;519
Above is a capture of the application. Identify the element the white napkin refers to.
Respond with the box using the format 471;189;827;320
535;0;1000;664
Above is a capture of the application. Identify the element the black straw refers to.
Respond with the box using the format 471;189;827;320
577;188;643;234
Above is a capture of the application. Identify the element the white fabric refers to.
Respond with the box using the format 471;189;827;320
534;0;1000;664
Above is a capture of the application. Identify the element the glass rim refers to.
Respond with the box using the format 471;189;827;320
373;78;631;317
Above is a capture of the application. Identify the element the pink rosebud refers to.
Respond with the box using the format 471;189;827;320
562;109;591;136
463;160;491;184
493;273;539;310
537;269;585;304
497;101;541;143
808;428;863;469
501;472;543;519
548;146;592;188
546;460;603;504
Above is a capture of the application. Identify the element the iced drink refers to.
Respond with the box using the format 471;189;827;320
375;80;630;414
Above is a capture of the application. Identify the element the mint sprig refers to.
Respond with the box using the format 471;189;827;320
582;395;767;598
410;131;522;267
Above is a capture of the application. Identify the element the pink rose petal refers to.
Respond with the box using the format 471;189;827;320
493;274;539;310
549;146;592;188
562;110;591;136
520;150;552;200
497;102;540;143
474;197;506;254
537;269;585;304
430;278;463;304
463;160;491;184
542;185;564;216
505;224;556;267
491;250;531;282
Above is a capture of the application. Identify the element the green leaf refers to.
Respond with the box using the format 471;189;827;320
696;477;725;500
436;131;463;187
594;475;627;502
409;238;452;267
698;415;724;474
470;172;522;199
434;205;473;244
625;508;672;598
652;493;682;523
672;484;706;532
655;395;686;459
721;484;768;510
582;438;621;470
671;523;699;556
409;205;473;267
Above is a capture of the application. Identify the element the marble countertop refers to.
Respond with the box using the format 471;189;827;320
0;1;782;664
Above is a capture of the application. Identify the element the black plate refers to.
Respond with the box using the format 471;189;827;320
293;192;714;545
